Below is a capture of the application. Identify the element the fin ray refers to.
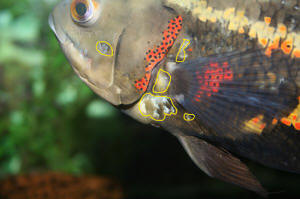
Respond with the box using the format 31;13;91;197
177;135;268;197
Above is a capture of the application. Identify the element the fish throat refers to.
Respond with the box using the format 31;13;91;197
134;16;183;92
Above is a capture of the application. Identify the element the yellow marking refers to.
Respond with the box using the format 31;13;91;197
176;39;191;63
266;26;275;35
293;49;300;58
236;10;245;18
183;113;195;122
278;23;287;38
199;16;207;22
244;115;266;135
152;69;172;94
138;93;177;122
224;8;235;20
228;20;239;31
166;0;300;58
280;97;300;131
249;28;257;38
96;41;114;57
209;16;217;23
238;27;245;34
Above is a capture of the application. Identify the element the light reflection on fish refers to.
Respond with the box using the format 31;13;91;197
49;0;300;196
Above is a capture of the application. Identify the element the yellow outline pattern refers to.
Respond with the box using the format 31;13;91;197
138;93;178;122
96;41;114;57
183;113;195;122
176;39;190;63
152;69;172;94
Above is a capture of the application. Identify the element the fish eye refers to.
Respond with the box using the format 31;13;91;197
71;0;99;25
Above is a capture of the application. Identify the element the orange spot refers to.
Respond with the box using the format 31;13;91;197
187;48;193;52
238;27;245;34
281;39;293;54
259;38;268;47
92;0;99;9
272;118;278;125
265;38;279;57
281;118;292;126
259;123;266;130
294;122;300;130
278;24;287;36
249;30;256;38
264;17;271;25
209;17;217;23
293;49;300;58
252;117;259;124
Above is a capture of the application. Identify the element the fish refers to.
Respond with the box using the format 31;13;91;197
49;0;300;196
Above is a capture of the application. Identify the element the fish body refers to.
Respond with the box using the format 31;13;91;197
49;0;300;195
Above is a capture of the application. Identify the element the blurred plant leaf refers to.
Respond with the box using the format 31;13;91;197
86;100;117;118
0;10;45;66
56;85;78;106
10;15;40;42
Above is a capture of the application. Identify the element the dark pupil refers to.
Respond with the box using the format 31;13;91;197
76;3;87;16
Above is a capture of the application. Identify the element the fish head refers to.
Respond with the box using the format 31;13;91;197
49;0;177;105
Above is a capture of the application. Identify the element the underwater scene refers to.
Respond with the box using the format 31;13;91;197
0;0;300;198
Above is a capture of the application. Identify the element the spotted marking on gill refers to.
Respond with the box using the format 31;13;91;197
134;16;183;92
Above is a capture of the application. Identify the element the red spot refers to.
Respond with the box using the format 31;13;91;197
294;122;300;130
281;118;292;126
252;117;259;124
193;61;233;101
259;123;266;130
135;16;183;91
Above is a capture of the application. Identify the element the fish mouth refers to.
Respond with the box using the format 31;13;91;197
49;14;66;44
49;14;90;61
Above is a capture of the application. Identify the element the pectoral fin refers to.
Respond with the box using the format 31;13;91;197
177;135;267;197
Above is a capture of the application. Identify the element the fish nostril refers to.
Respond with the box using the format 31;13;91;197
96;41;114;57
98;43;110;53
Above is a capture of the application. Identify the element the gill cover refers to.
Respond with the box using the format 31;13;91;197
49;0;178;105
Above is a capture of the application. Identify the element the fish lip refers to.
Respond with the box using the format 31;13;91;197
49;13;90;60
48;14;56;35
48;14;65;43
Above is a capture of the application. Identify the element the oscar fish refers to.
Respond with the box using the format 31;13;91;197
49;0;300;196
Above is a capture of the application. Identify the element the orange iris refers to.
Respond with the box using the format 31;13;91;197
70;0;94;23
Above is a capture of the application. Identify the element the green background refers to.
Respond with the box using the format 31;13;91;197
0;0;299;198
